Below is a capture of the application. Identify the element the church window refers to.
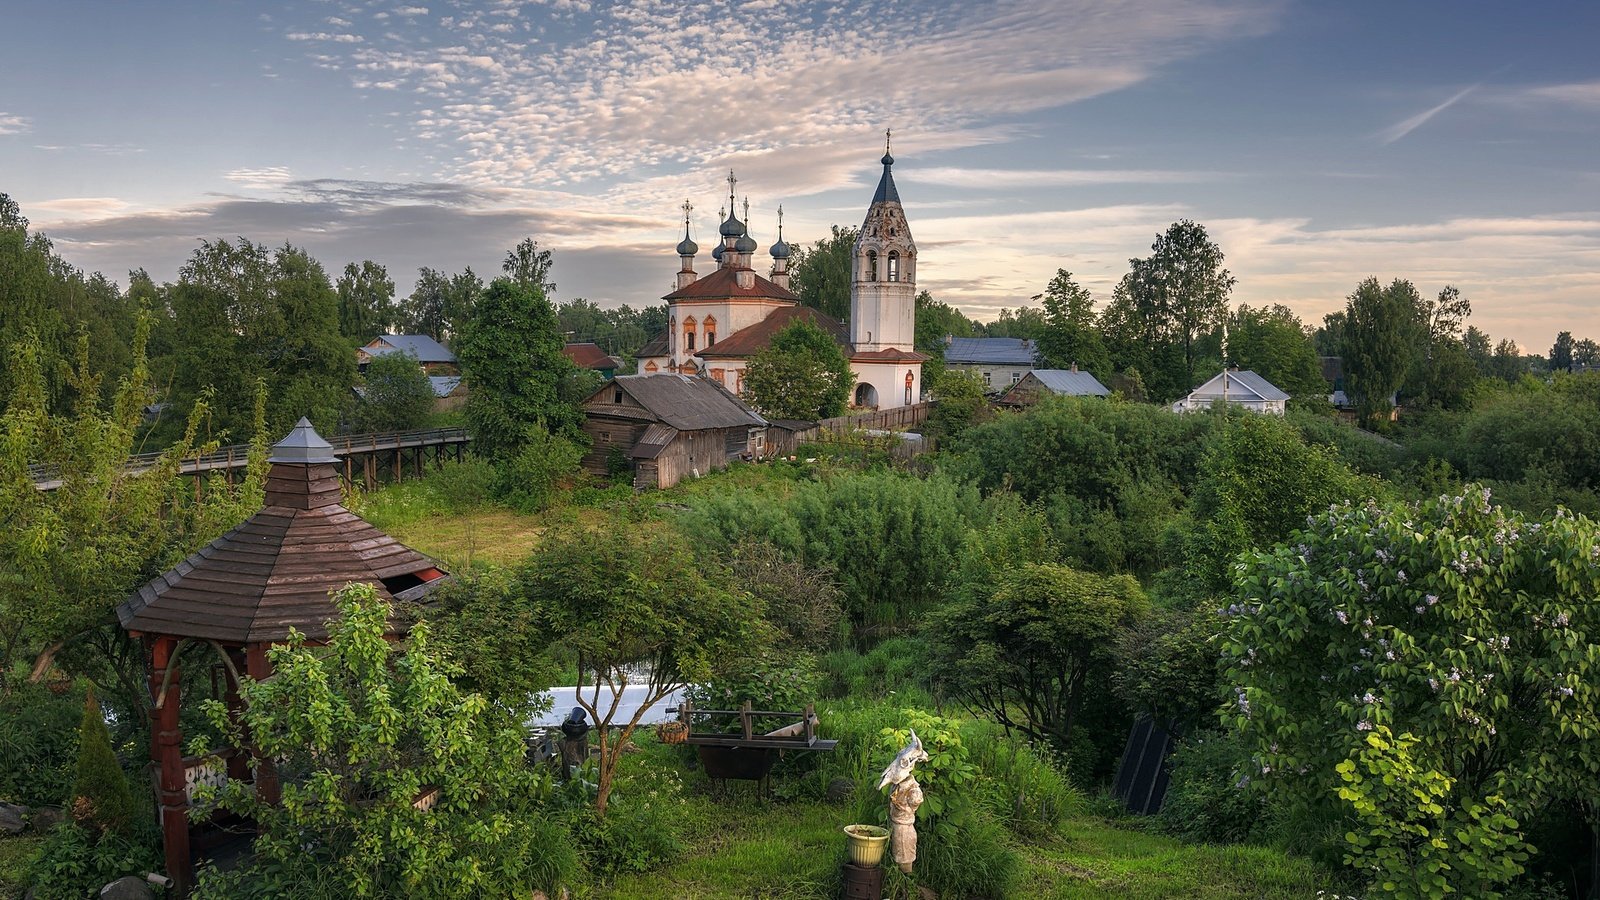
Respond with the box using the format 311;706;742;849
866;250;878;281
684;316;697;351
704;316;716;346
888;251;900;282
905;371;915;406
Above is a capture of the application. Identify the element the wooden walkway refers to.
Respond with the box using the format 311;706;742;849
32;427;470;492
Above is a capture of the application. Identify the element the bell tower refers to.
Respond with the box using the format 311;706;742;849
849;130;916;353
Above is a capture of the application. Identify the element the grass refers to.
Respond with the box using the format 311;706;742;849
0;833;43;897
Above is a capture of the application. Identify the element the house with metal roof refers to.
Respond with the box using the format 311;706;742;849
579;374;768;489
942;336;1040;392
562;342;623;378
1000;367;1111;405
358;334;457;371
1171;368;1289;415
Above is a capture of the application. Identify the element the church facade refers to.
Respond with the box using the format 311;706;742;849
634;146;925;411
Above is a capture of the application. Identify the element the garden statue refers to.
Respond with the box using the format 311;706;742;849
877;729;929;873
558;707;590;781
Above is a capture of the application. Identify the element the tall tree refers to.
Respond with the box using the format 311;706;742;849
1313;311;1347;357
398;267;451;341
454;277;580;458
1133;220;1235;391
1224;304;1324;404
1463;325;1494;374
265;245;357;433
741;318;854;419
1342;277;1424;428
1551;331;1575;372
1034;269;1111;377
983;305;1048;340
1575;338;1600;370
335;260;395;342
913;290;980;353
502;238;556;297
1490;338;1525;383
789;225;856;321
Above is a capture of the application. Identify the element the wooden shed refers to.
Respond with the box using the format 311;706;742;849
579;374;767;489
116;418;451;892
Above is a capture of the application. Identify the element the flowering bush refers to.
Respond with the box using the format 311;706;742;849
1223;488;1600;899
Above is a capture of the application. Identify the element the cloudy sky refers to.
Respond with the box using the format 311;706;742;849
4;0;1597;350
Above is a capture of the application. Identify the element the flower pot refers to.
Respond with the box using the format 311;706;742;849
658;721;689;745
843;824;889;866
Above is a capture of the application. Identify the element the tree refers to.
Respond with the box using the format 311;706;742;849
1034;269;1111;377
1314;311;1347;358
788;225;856;321
1575;338;1600;370
398;267;451;341
353;351;435;433
336;261;396;342
926;366;987;440
1342;277;1424;428
1490;338;1525;383
502;238;556;297
913;290;980;353
1464;326;1494;374
454;277;581;459
741;318;853;420
1224;490;1600;898
1551;331;1575;373
70;689;136;836
518;530;765;815
928;559;1147;752
983;305;1048;340
264;245;358;433
194;583;572;898
1132;221;1236;390
1223;304;1325;405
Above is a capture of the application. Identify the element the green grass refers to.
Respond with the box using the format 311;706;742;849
0;833;43;897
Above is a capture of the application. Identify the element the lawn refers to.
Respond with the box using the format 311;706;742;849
0;833;43;897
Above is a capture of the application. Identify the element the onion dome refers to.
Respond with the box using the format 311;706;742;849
770;238;791;259
677;235;698;256
720;212;744;237
735;231;757;253
712;243;724;262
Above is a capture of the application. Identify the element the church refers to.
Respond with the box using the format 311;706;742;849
634;143;926;411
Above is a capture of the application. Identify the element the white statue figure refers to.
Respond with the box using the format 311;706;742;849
877;728;930;873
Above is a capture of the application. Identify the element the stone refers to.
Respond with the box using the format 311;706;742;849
0;802;25;834
98;876;155;900
825;777;855;803
27;807;64;832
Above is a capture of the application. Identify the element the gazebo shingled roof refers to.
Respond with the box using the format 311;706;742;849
117;417;448;644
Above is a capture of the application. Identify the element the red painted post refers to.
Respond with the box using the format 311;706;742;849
149;636;192;892
245;644;280;806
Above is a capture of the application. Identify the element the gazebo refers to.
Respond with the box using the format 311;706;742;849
116;418;450;891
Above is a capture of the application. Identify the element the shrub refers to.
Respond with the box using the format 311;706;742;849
23;822;162;900
820;637;930;699
566;763;685;876
496;427;583;513
69;690;136;836
961;719;1077;839
0;679;83;806
1158;728;1270;844
684;651;822;735
352;350;435;433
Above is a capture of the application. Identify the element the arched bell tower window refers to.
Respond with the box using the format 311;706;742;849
683;316;697;352
865;250;878;282
887;251;900;282
704;315;716;347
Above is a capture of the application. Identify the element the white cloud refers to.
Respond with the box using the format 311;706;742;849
393;5;429;15
1523;80;1600;107
1377;84;1478;145
907;167;1227;188
286;31;364;43
224;166;296;189
0;113;32;135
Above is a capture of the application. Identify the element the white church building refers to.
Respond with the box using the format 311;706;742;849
634;144;925;411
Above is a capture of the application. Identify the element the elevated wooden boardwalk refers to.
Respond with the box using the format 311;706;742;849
32;427;470;492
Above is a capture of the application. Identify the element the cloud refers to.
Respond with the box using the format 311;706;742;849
906;167;1227;188
1377;84;1479;144
224;166;296;189
1522;80;1600;107
285;31;364;43
0;113;32;135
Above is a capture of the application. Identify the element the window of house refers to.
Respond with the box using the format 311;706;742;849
613;388;623;404
600;431;611;442
983;371;993;387
888;251;900;282
1011;371;1022;384
866;250;878;281
704;317;716;346
685;331;695;350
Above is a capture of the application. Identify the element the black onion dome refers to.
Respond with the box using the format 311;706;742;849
712;243;724;261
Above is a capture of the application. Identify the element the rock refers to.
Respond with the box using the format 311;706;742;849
0;802;25;834
917;887;938;900
27;807;64;832
98;876;154;900
825;777;855;803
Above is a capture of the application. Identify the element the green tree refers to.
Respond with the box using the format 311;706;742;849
1490;338;1525;383
1313;310;1347;357
913;289;980;353
195;583;572;899
1034;269;1111;377
1131;221;1236;391
518;530;764;816
353;351;434;433
928;561;1147;751
336;260;396;342
1551;331;1575;372
502;238;556;296
399;267;451;341
926;366;987;440
741;318;853;419
1224;304;1325;405
1574;338;1600;370
454;277;581;459
1342;277;1424;428
69;689;136;835
1225;491;1600;898
265;245;358;433
983;305;1048;340
1463;325;1494;374
788;225;856;321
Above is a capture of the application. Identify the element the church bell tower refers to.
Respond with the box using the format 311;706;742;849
850;132;916;353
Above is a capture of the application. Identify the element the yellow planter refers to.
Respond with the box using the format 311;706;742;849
843;824;889;866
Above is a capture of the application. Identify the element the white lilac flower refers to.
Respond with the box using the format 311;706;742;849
1356;720;1373;732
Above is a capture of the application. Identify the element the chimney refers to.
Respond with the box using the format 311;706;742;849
944;333;953;346
1070;362;1078;372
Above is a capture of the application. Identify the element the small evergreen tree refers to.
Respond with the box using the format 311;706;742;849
70;689;136;836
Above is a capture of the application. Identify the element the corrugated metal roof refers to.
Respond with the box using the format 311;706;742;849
1027;369;1111;397
1186;369;1290;402
698;306;848;359
945;337;1038;366
428;375;462;397
630;423;678;459
596;374;767;431
365;334;456;364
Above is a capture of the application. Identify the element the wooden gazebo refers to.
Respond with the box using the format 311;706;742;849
116;418;450;891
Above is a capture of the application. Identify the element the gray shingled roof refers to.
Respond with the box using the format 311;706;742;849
601;374;767;431
1028;369;1111;397
945;337;1039;366
1187;370;1290;402
366;334;456;364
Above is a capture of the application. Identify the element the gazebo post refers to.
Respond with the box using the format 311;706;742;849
149;636;192;892
223;647;250;783
245;643;280;805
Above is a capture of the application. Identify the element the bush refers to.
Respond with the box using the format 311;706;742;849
684;652;822;735
352;351;435;433
24;823;162;900
496;428;583;513
820;637;930;699
961;719;1077;839
1158;728;1271;844
69;690;137;836
0;679;83;806
567;764;685;876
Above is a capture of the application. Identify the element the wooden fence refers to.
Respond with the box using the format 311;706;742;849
766;402;933;458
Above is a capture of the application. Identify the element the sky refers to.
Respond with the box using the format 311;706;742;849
2;0;1598;351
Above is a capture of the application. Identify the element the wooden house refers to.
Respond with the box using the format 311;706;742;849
999;367;1111;406
580;374;768;489
562;341;623;379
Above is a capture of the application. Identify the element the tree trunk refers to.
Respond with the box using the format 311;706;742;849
27;639;65;683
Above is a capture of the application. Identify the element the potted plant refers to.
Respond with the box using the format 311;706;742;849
842;824;889;866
